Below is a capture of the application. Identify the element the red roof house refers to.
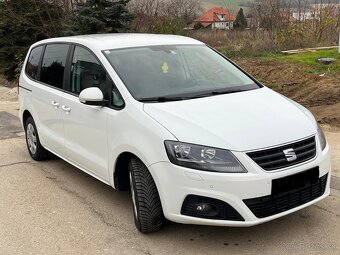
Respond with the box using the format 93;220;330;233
192;7;236;30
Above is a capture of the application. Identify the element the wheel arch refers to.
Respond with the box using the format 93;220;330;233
113;151;136;191
113;151;157;191
22;109;32;126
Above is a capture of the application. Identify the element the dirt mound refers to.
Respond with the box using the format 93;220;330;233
236;59;340;129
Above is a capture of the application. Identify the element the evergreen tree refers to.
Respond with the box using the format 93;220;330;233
194;22;204;30
64;0;133;35
0;0;64;80
234;8;248;30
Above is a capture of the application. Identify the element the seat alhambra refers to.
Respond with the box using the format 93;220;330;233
19;34;331;233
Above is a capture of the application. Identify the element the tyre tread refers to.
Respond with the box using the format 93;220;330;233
129;158;164;233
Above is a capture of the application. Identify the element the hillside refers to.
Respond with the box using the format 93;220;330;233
199;0;250;11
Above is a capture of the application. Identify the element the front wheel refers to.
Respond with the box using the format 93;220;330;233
129;157;165;233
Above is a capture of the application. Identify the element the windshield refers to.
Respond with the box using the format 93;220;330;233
103;45;260;101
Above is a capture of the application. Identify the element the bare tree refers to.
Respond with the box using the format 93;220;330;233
162;0;202;24
129;0;202;32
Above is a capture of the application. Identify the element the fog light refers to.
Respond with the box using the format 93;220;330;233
196;203;218;217
181;195;245;221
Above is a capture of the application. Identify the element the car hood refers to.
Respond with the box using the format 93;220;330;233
143;87;316;151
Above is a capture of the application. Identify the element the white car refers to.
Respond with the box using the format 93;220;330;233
19;34;331;233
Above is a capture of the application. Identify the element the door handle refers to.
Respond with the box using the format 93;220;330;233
51;101;60;109
62;105;71;114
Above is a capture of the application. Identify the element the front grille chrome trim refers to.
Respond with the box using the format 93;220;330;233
247;136;317;171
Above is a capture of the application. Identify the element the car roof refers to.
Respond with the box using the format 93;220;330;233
32;33;204;51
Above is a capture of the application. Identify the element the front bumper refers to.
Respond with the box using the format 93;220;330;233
149;143;331;227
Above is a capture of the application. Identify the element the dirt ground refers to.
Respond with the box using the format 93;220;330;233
236;58;340;130
0;86;18;102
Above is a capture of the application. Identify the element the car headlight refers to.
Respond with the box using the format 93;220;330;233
164;141;247;173
317;123;327;151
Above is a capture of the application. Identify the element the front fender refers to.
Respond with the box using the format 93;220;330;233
107;99;176;187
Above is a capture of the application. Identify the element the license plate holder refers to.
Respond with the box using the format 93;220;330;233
272;167;319;195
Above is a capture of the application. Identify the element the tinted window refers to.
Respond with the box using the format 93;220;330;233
26;46;43;80
40;44;69;88
70;46;123;107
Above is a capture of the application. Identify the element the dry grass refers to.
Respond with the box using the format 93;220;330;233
187;28;339;57
188;30;282;56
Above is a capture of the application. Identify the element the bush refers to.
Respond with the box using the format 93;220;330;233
188;30;282;57
153;18;184;35
194;22;204;30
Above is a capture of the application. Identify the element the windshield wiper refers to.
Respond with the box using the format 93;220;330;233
191;88;248;99
139;88;252;102
138;96;191;102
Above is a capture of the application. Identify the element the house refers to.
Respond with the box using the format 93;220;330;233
191;7;236;30
292;10;316;21
292;4;340;21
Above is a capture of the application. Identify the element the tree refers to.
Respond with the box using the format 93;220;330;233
0;0;64;80
194;21;204;30
64;0;134;35
162;0;202;25
234;8;248;29
128;0;202;33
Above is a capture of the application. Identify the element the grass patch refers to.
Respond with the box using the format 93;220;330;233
220;48;274;58
262;49;340;76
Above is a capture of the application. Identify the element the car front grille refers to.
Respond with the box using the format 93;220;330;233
247;137;316;171
243;172;328;219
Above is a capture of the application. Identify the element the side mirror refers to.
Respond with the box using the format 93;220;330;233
79;87;107;106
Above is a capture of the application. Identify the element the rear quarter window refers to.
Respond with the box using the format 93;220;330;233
25;46;44;80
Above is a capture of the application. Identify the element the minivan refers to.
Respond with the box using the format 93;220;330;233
19;34;331;233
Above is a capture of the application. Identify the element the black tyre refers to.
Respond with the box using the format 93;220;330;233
129;157;164;233
25;116;50;161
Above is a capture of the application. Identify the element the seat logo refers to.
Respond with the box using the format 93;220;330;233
283;148;297;162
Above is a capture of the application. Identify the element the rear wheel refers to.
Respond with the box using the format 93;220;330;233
128;157;164;233
25;117;50;161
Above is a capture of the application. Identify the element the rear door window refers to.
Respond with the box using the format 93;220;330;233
25;46;44;80
40;44;70;89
